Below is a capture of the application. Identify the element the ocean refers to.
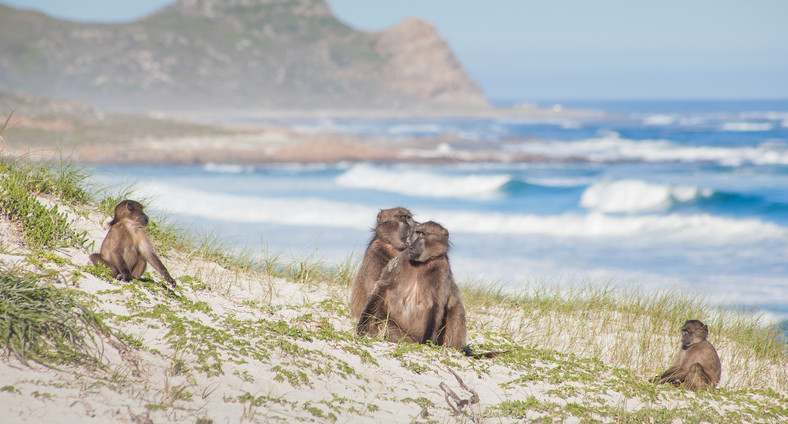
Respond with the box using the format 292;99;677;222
91;100;788;323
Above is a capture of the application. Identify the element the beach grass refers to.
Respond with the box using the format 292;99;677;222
0;268;111;367
459;280;787;390
0;155;91;248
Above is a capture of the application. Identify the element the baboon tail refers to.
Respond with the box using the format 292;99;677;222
462;345;511;359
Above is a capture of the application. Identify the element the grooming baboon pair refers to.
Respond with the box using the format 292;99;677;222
91;201;721;389
349;207;468;350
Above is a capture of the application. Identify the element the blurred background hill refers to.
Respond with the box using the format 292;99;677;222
0;0;487;112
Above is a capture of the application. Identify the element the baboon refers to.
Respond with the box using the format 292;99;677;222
357;221;467;349
349;207;415;319
652;319;721;390
89;200;176;287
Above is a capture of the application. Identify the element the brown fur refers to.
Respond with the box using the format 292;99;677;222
349;207;415;319
356;221;467;349
89;200;176;287
652;319;721;390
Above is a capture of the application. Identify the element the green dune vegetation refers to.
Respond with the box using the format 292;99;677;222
0;148;786;422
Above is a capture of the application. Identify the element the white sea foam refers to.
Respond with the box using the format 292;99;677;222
580;180;713;212
203;163;254;174
524;177;596;187
139;182;376;230
335;164;511;198
136;181;786;245
560;120;581;129
721;122;775;132
388;123;444;136
515;136;788;166
643;114;676;126
678;116;707;126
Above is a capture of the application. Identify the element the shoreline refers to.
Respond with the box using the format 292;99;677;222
2;103;613;166
3;125;582;167
164;104;608;123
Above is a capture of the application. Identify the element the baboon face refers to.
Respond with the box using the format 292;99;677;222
114;199;148;226
376;207;415;249
681;320;708;347
407;221;449;262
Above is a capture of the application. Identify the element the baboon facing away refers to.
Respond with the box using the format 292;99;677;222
652;319;721;390
89;200;176;287
357;221;467;349
349;207;415;319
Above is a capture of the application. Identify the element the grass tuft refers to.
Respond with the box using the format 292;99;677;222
0;155;91;248
0;268;112;367
0;154;92;206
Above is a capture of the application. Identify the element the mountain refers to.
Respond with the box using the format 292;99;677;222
0;0;488;112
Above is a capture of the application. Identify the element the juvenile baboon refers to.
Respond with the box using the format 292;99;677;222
349;207;415;319
357;221;467;349
652;319;721;390
89;200;176;287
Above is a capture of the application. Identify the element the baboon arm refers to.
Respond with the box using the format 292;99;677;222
349;255;385;318
684;363;714;390
137;231;176;286
420;303;441;345
89;253;109;268
105;247;131;280
655;365;686;385
357;282;391;336
439;293;467;348
89;253;119;277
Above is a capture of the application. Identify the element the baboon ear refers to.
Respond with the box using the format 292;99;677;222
126;202;134;211
703;324;709;333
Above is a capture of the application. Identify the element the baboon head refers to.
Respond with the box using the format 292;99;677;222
111;199;148;227
375;207;415;250
681;320;709;348
407;221;449;263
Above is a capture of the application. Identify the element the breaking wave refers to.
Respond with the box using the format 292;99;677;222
335;164;511;198
580;180;713;212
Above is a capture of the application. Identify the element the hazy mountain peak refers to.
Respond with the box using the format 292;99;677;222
172;0;332;18
0;1;487;112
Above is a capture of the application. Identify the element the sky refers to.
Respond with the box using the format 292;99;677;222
3;0;787;101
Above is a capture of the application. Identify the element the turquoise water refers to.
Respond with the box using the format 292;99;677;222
93;100;788;322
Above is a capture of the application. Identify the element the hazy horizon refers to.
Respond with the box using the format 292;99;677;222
2;0;787;102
